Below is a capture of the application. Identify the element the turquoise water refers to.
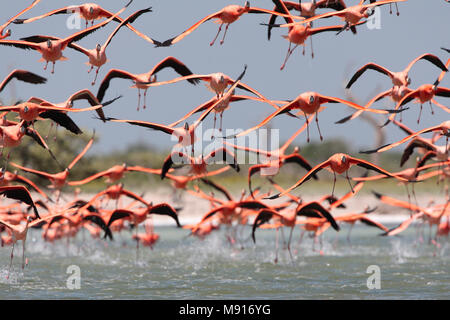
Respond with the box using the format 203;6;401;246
0;224;448;299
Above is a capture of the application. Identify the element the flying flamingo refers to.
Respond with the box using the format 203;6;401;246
0;69;46;93
27;89;121;123
0;101;108;135
96;56;200;111
266;0;348;40
13;1;160;46
266;153;412;200
0;185;41;219
155;1;300;47
381;59;450;125
277;0;406;33
361;121;450;155
102;65;248;156
160;147;240;180
346;53;448;89
0;169;49;201
336;85;413;124
10;134;94;201
24;7;153;86
0;2;131;74
168;94;288;134
0;120;60;169
0;0;42;40
0;212;62;278
252;202;339;262
132;219;159;249
263;0;359;65
231;91;401;143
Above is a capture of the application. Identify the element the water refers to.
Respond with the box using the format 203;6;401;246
0;224;448;299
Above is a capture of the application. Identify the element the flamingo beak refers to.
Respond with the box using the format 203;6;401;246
20;125;26;134
220;75;225;84
184;122;189;131
244;1;250;10
5;29;11;36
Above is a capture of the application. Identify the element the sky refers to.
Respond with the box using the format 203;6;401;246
0;0;449;156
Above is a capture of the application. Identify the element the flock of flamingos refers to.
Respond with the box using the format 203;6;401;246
0;0;449;279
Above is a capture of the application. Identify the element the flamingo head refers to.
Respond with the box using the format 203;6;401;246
46;39;52;48
23;105;29;113
96;44;102;52
241;1;250;13
406;76;411;86
27;216;33;223
184;122;189;131
219;75;225;84
293;146;299;153
365;8;375;18
341;155;347;164
309;94;315;104
4;29;11;37
122;162;127;169
151;74;157;83
89;6;94;15
19;124;26;134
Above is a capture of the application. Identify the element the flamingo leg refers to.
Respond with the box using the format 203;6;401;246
21;240;26;269
44;61;48;71
310;36;314;59
87;64;93;73
210;23;223;46
417;104;423;124
345;170;354;194
274;228;279;264
304;111;310;143
220;112;223;132
428;101;434;115
395;2;400;15
137;89;141;111
220;23;230;45
287;227;294;264
51;62;55;74
315;111;323;141
92;67;100;86
143;89;148;109
331;171;337;198
347;223;354;244
7;242;15;279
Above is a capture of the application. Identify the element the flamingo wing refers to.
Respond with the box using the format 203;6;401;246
405;53;449;74
0;185;39;219
96;69;138;102
39;111;82;135
149;56;200;85
200;178;233;201
148;203;181;227
0;69;46;93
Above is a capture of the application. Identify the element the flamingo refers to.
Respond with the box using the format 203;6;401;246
0;2;131;74
277;0;406;32
266;0;348;40
160;147;240;180
0;212;62;278
13;1;159;45
27;89;121;123
0;185;41;219
102;65;248;156
0;120;60;169
96;56;200;111
346;53;448;89
0;169;49;201
381;58;450;125
231;91;401;143
264;0;359;65
361;121;450;155
24;7;154;86
155;1;300;47
0;102;107;135
0;69;46;94
10;134;94;201
266;153;412;200
252;202;339;262
0;0;42;40
132;219;159;249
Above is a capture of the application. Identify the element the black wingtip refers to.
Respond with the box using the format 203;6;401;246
371;190;383;199
264;193;280;200
335;114;352;124
153;38;175;48
12;18;26;24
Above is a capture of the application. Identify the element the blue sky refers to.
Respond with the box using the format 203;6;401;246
1;0;448;155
